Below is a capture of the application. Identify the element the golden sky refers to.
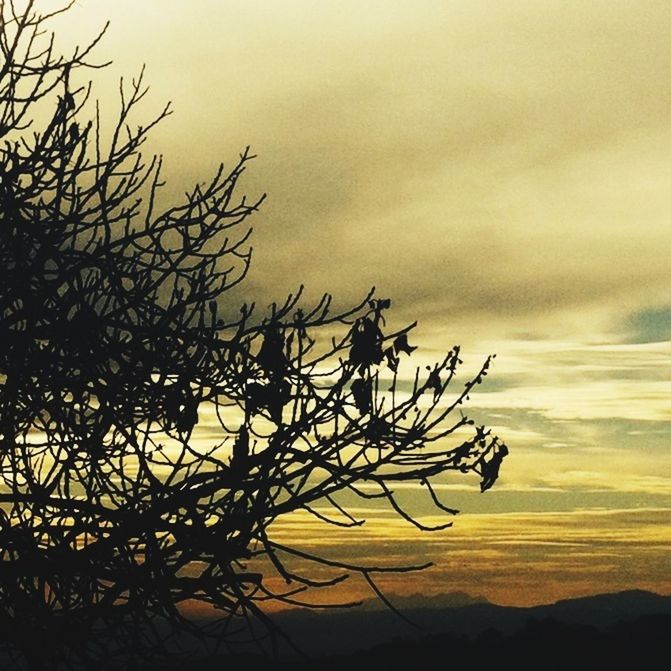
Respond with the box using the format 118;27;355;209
51;0;671;606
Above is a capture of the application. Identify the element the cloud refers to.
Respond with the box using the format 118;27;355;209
53;0;671;330
267;507;671;605
465;338;671;421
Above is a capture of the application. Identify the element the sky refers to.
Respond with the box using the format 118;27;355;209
48;0;671;607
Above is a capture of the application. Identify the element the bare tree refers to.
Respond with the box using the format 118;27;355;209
0;2;508;668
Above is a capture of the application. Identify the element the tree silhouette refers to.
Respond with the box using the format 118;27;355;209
0;2;508;668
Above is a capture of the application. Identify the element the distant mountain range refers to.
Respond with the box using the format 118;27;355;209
273;589;671;656
357;589;488;610
130;589;671;668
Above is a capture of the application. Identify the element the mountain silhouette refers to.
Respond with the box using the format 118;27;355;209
153;590;671;669
270;588;671;656
358;590;489;611
112;589;671;670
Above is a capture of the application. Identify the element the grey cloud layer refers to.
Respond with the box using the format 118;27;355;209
57;0;671;328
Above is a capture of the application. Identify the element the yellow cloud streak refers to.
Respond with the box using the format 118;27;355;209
266;507;671;605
